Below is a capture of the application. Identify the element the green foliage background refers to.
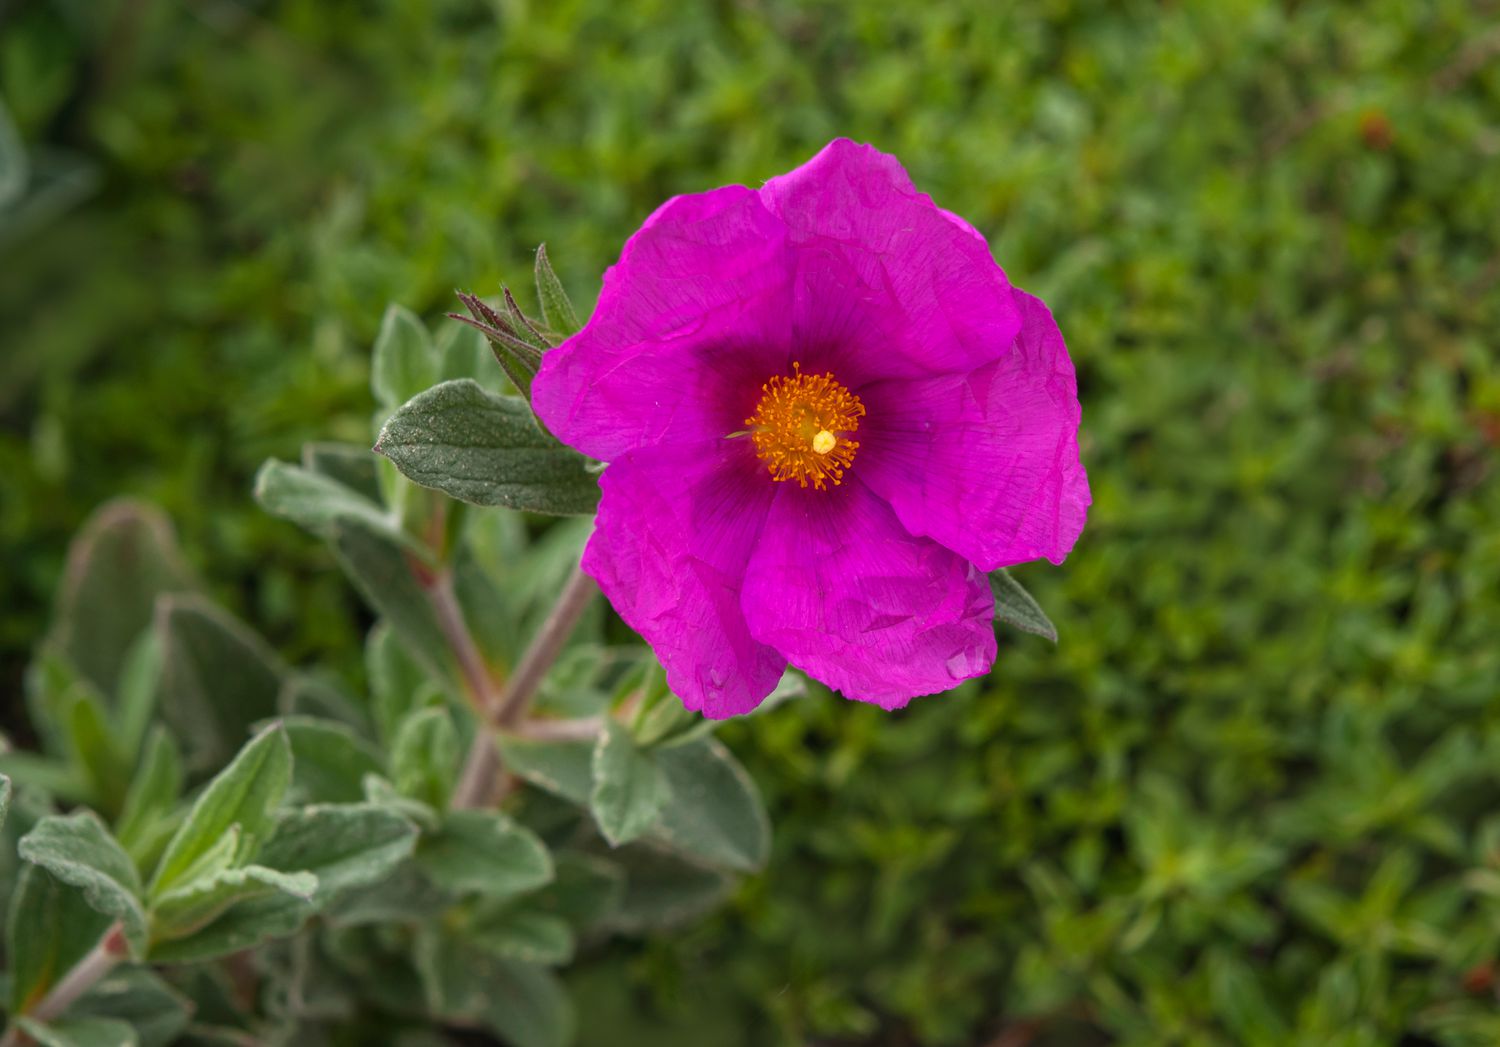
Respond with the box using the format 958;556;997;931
3;0;1498;1043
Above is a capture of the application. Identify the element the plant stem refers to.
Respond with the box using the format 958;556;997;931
451;563;597;809
427;569;504;716
0;923;129;1045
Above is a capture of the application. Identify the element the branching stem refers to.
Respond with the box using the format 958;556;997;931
450;563;596;809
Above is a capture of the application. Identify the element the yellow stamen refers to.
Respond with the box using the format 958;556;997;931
744;363;865;490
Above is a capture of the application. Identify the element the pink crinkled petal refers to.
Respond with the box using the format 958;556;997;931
739;478;997;709
857;289;1091;570
759;138;1022;383
532;185;794;462
582;438;786;718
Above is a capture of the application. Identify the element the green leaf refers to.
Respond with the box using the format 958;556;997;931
151;865;316;943
652;739;770;872
361;774;440;832
413;932;573;1047
415;809;552;898
390;707;458;810
499;735;593;805
65;689;132;819
24;654;99;767
301;441;384;501
154;595;285;772
324;861;453;928
371;303;437;411
278;672;372;733
480;959;574;1047
6;865;111;1015
281;717;385;804
254;459;423;555
301;441;383;500
468;907;574;966
374;379;599;515
17;1017;139;1047
604;849;733;933
257;803;418;905
145;891;311;964
0;773;10;833
0;750;88;802
988;568;1059;642
18;813;148;956
150;724;292;897
0;99;27;206
115;728;184;872
72;967;192;1047
366;623;440;747
112;633;162;764
590;720;668;846
437;318;506;393
531;852;624;931
331;521;459;687
49;500;195;698
533;244;580;336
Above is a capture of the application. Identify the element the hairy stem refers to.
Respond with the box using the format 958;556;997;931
451;563;597;809
427;570;504;716
0;923;129;1045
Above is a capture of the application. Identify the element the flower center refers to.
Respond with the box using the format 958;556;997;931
745;363;865;490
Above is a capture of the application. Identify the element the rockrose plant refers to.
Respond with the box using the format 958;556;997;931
0;141;1084;1047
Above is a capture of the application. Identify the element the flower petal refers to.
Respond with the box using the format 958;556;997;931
739;479;997;709
532;185;793;462
583;438;786;718
759;139;1022;383
858;290;1091;570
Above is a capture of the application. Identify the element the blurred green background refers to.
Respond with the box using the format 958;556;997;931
3;0;1499;1043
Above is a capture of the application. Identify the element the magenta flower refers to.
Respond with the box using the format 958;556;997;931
532;140;1090;718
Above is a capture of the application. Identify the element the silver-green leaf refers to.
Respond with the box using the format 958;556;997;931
652;738;770;873
989;568;1059;642
374;379;599;515
415;810;552;899
257;803;418;905
589;720;668;847
533;244;580;337
371;303;438;411
18;812;148;957
149;724;292;897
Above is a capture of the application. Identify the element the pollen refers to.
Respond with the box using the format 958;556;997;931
744;363;865;489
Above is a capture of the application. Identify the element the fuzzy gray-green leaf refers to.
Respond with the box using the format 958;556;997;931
6;865;111;1014
257;803;417;905
533;244;580;336
375;379;599;515
154;594;284;772
18;812;148;956
371;303;437;411
415;809;552;899
590;720;668;847
989;568;1059;642
652;738;770;873
330;521;460;688
254;459;424;555
149;724;292;897
468;907;574;966
390;707;458;811
17;1017;139;1047
49;500;195;699
150;865;316;943
72;967;191;1047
